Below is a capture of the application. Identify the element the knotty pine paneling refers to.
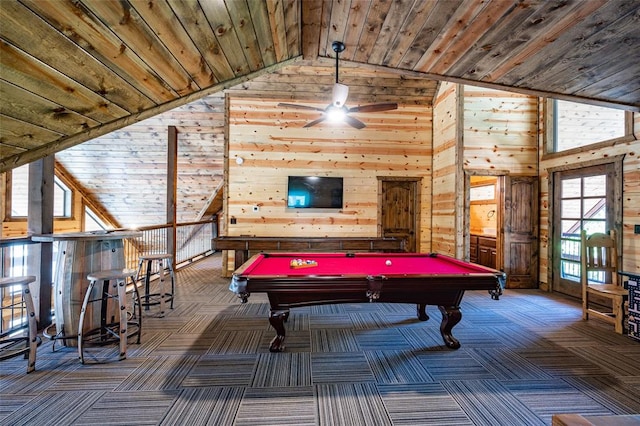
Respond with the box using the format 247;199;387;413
463;86;539;175
226;98;432;246
470;204;498;237
431;82;460;257
621;114;639;275
537;99;550;290
432;85;539;265
226;60;438;106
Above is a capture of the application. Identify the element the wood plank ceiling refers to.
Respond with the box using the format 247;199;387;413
2;0;639;172
1;0;639;173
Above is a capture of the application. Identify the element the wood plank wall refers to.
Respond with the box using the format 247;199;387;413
225;97;432;243
226;60;438;106
431;82;460;257
630;114;640;275
462;86;538;175
431;84;539;261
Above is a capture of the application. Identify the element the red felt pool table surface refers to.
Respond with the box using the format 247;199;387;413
240;252;495;277
230;252;505;352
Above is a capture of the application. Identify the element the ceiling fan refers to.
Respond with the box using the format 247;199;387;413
278;41;398;129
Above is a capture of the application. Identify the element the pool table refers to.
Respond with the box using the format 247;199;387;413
229;252;505;352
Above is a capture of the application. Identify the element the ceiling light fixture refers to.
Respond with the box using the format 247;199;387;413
326;106;346;123
277;41;397;129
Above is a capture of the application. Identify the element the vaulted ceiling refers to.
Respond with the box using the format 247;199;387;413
1;0;639;173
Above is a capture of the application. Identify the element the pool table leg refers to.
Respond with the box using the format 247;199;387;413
437;306;461;349
268;309;288;352
416;304;429;321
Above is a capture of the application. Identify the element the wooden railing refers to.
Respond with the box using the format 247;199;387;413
122;219;216;269
0;237;38;278
560;232;607;284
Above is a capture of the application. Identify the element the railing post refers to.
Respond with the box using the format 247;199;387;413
167;126;178;265
27;156;54;327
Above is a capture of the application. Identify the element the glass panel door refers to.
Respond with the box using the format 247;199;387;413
553;164;614;298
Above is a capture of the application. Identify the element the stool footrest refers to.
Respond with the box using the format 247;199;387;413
135;256;177;315
81;322;141;346
135;292;175;307
0;337;37;360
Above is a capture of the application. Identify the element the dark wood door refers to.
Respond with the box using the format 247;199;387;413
379;179;419;252
503;176;539;288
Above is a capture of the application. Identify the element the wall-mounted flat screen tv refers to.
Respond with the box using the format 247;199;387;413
287;176;343;209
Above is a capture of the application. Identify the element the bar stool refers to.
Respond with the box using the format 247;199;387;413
78;269;141;364
134;254;176;317
0;276;38;373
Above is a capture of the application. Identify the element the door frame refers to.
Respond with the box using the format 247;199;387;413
464;170;506;270
377;176;421;252
547;155;624;297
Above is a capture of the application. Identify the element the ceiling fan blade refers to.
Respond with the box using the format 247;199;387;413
344;115;366;129
303;116;327;128
278;103;325;112
348;102;398;113
332;83;349;107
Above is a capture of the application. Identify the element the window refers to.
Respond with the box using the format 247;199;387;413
53;178;72;217
84;207;107;232
551;99;626;152
8;165;72;218
470;184;495;203
9;166;29;216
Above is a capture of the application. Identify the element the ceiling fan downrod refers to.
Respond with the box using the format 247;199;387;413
332;41;345;84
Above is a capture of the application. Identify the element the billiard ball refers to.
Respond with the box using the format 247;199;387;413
385;260;392;266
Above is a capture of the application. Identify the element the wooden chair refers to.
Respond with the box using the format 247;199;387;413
581;230;627;334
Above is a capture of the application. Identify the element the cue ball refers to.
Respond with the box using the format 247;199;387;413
385;260;392;266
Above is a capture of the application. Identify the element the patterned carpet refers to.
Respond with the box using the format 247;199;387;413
1;254;639;425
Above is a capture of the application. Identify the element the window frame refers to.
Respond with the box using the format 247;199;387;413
53;177;72;218
83;206;108;232
469;183;496;205
4;166;74;221
542;98;635;159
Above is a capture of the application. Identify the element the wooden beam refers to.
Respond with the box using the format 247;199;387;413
196;179;224;221
27;156;54;326
167;125;177;260
0;57;303;173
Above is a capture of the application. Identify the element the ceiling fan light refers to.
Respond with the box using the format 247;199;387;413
326;107;346;123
